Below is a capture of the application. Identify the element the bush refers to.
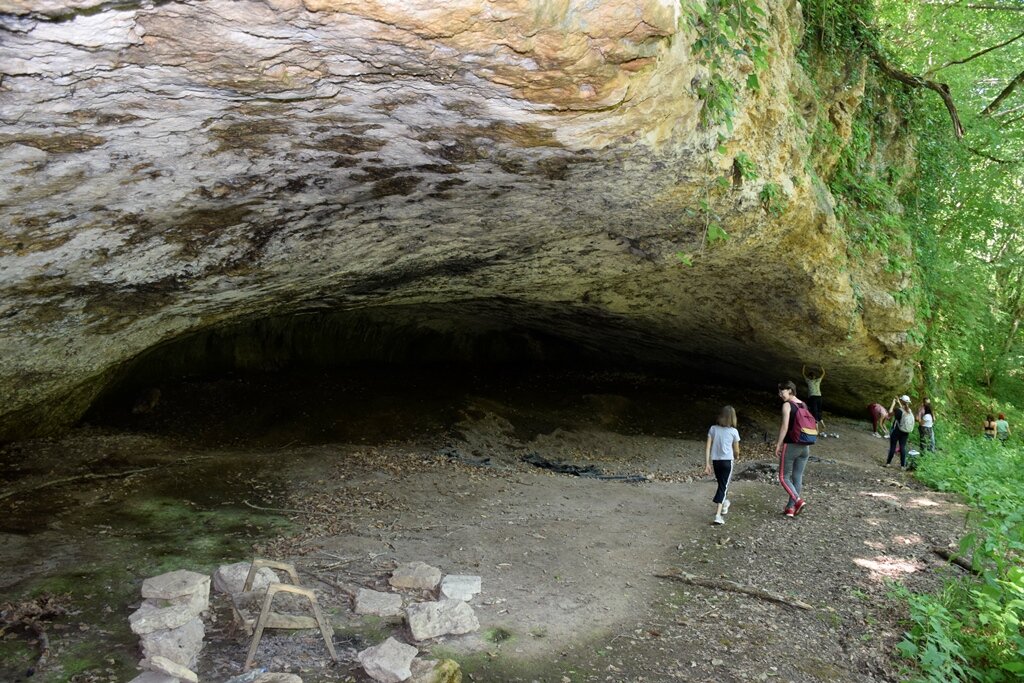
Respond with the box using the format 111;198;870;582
897;434;1024;681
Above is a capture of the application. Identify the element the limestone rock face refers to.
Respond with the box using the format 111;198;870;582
0;0;918;439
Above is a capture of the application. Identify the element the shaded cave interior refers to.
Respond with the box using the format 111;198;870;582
82;301;788;448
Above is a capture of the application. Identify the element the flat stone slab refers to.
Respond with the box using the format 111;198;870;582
213;562;280;595
130;600;201;636
127;672;179;683
439;575;481;602
357;637;418;683
254;674;304;683
389;562;442;591
142;570;210;601
145;654;198;683
354;588;403;617
406;599;479;641
139;617;204;669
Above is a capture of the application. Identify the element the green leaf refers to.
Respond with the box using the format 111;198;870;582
895;640;918;659
746;73;760;91
675;252;694;266
707;223;729;242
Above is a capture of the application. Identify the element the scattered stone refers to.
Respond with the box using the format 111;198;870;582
406;600;479;641
213;562;281;595
410;658;463;683
127;672;179;683
139;617;204;669
145;654;198;683
439;575;481;602
390;562;442;591
354;587;404;616
357;637;418;683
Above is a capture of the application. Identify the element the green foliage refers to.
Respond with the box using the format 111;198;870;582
759;182;786;216
681;0;770;130
898;433;1024;682
733;152;758;181
873;0;1024;406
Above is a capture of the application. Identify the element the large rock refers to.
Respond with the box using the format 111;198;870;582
405;600;479;641
143;655;198;683
213;562;281;595
141;570;210;602
139;617;204;669
354;588;404;617
0;0;919;441
130;600;202;636
357;637;418;683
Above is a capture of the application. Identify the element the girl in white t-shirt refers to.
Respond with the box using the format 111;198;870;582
704;405;741;525
919;401;935;452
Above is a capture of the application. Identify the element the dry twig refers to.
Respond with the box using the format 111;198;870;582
655;570;814;611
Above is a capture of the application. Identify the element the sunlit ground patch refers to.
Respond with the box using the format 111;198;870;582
892;534;924;545
853;555;924;581
860;491;899;501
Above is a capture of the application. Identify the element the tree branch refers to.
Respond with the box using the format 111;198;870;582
982;68;1024;116
923;2;1024;10
870;50;964;138
930;28;1024;74
966;146;1022;164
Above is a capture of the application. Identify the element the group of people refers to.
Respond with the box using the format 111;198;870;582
867;396;936;469
701;372;823;526
982;413;1012;443
700;369;1016;525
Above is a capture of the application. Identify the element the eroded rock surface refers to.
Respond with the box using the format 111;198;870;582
0;0;917;439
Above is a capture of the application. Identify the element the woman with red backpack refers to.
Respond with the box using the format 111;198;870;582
775;380;816;518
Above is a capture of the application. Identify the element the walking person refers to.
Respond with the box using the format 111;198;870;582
704;406;740;525
775;381;815;518
802;364;826;429
996;413;1011;445
983;414;997;440
885;395;915;468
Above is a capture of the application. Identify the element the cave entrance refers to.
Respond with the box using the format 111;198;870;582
82;305;753;449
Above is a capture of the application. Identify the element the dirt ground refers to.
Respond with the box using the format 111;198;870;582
0;369;969;682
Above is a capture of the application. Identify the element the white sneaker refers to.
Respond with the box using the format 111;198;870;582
721;499;731;515
714;514;725;525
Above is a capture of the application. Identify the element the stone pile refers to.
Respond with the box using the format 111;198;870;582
356;561;480;682
128;570;210;683
126;562;311;683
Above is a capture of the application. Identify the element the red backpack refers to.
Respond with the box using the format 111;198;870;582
787;400;818;444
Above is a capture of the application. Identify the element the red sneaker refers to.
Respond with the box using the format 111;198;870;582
794;499;806;515
784;507;795;517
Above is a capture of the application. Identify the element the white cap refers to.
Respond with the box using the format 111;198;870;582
900;394;911;402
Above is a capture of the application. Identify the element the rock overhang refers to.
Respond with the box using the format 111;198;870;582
0;0;917;440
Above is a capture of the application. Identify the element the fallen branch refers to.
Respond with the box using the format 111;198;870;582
302;571;355;598
242;500;317;516
931;546;978;574
26;620;49;675
0;462;185;503
654;570;814;611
